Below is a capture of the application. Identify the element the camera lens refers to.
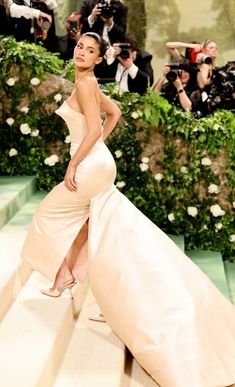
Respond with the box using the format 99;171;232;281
119;49;130;60
42;19;51;30
166;70;178;82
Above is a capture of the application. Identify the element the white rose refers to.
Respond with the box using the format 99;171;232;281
232;202;235;209
9;148;18;157
180;166;188;174
131;111;139;119
141;156;149;164
229;235;235;243
116;181;126;189
210;204;225;217
201;157;212;166
64;135;71;144
114;150;122;158
203;225;208;230
187;206;198;217
30;77;40;86
20;106;29;113
44;154;59;166
31;129;39;137
6;117;15;126
54;93;62;102
20;123;31;135
168;213;175;222
208;184;219;194
154;173;163;182
215;223;223;230
139;163;149;172
6;78;16;86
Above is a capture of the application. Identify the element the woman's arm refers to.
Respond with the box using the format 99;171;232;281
100;91;121;140
165;41;202;62
64;78;104;191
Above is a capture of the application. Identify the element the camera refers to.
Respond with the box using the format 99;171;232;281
166;64;182;82
197;53;212;64
98;0;120;18
69;20;77;31
203;61;235;113
117;43;131;59
42;17;51;30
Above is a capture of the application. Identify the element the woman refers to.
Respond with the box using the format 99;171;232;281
153;63;201;112
21;32;235;387
166;40;218;89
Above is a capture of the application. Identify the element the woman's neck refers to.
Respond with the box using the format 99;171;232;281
75;68;95;82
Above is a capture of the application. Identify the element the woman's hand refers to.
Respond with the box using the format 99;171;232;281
64;161;77;191
38;11;52;24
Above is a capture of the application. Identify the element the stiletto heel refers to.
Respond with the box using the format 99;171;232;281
41;280;77;298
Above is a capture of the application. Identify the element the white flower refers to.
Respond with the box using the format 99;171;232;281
232;202;235;209
31;129;39;137
6;117;15;126
114;149;122;158
30;77;40;86
20;123;31;135
116;181;126;189
187;206;198;217
139;163;149;172
64;135;71;144
201;157;212;166
141;156;149;164
154;173;163;182
203;225;208;230
6;78;16;86
9;148;18;157
215;223;223;230
180;166;188;174
20;106;29;113
44;154;59;166
210;204;225;217
54;93;62;102
168;213;175;222
229;235;235;243
208;184;219;194
131;111;139;119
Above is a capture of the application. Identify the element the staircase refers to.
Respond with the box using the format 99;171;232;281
0;176;234;387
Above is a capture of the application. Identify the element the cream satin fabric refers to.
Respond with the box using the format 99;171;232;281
22;101;235;387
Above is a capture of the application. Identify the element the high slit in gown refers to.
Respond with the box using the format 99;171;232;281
21;101;235;387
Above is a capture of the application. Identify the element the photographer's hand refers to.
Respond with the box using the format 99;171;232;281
38;11;52;24
90;4;102;23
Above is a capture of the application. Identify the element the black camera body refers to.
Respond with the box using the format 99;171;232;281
98;0;120;18
205;61;235;112
166;64;182;82
117;43;131;59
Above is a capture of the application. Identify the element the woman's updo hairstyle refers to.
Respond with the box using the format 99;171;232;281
81;32;109;57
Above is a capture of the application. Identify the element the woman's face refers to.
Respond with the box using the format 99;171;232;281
204;41;217;58
73;35;101;69
180;70;190;84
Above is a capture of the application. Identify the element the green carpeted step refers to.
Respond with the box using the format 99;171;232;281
0;176;36;230
186;250;229;298
224;261;235;304
168;234;185;251
0;190;47;321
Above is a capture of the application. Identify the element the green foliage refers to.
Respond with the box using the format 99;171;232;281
0;37;235;260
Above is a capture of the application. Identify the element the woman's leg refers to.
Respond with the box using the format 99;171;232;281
50;222;89;290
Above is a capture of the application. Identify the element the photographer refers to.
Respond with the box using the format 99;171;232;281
79;0;128;44
153;63;201;112
9;0;57;51
95;32;154;94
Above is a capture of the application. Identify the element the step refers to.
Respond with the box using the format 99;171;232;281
186;250;229;298
54;288;125;387
0;272;89;387
224;261;235;304
0;191;47;321
168;234;184;251
0;176;36;230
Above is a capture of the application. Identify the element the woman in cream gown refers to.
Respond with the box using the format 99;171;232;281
21;32;235;387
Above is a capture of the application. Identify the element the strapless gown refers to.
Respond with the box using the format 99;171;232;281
21;101;235;387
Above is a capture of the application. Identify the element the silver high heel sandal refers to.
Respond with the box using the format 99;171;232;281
40;279;77;298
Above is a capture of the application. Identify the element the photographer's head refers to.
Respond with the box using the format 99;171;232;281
113;33;138;62
202;40;217;59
